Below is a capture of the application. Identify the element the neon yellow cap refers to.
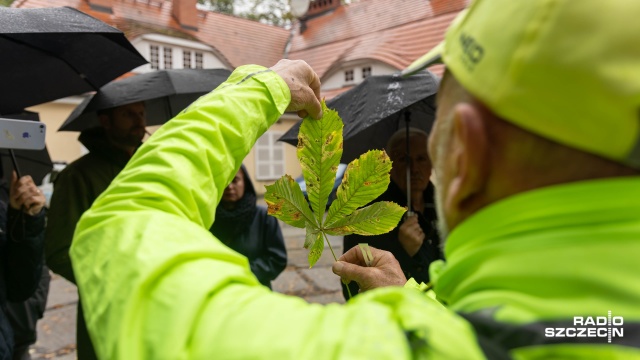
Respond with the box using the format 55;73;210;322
404;0;640;167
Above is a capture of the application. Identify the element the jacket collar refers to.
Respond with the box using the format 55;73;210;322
432;177;640;320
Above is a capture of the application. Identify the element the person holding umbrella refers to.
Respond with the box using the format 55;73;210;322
342;128;441;298
45;101;146;360
0;172;46;360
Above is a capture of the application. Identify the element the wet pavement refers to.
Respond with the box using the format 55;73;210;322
29;221;345;359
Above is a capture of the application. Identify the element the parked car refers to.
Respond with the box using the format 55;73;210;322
296;163;347;209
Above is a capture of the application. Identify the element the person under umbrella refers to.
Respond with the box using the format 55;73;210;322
45;101;146;360
342;128;442;298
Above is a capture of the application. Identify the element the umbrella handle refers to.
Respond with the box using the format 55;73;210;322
404;111;411;214
9;149;22;179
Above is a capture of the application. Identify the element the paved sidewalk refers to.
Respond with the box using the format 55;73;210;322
29;220;345;359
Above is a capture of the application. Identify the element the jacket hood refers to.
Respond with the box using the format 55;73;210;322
238;164;256;196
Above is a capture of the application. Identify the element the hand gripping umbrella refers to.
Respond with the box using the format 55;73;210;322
59;68;233;131
0;6;148;115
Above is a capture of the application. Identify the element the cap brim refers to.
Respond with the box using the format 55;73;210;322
401;41;444;77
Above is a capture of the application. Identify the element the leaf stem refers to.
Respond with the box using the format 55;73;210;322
323;232;338;262
324;233;352;300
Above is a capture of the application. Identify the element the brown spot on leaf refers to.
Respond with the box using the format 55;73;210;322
364;181;372;186
325;134;333;145
267;202;282;215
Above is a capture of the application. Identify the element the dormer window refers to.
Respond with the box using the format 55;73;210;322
183;51;191;68
150;45;159;70
195;52;204;69
136;35;228;73
163;47;173;69
344;69;354;83
362;66;372;79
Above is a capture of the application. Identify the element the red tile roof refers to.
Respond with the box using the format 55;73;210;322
12;0;460;93
288;0;467;79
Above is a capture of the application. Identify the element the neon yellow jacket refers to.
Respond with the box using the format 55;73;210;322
70;65;484;359
71;65;640;359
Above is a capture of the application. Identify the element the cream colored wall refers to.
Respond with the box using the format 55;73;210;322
27;99;301;196
26;99;87;164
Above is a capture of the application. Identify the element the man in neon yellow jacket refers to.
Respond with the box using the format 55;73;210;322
71;0;640;358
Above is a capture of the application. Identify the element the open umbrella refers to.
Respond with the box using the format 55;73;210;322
0;6;148;115
59;68;232;131
280;71;439;163
279;71;439;213
0;111;53;186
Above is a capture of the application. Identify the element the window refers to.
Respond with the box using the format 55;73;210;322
195;52;203;69
163;47;173;69
183;50;191;69
150;45;159;70
362;66;372;79
344;69;354;82
255;131;285;180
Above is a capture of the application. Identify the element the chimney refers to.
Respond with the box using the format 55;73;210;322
87;0;112;14
430;0;467;16
306;0;341;18
172;0;198;31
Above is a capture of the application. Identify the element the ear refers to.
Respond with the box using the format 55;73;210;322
444;102;490;219
98;114;111;129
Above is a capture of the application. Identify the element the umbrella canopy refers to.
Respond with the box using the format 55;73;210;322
0;111;53;186
279;71;440;163
59;68;232;131
0;7;148;115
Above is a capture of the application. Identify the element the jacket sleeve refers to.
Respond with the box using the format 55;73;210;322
45;166;92;284
250;211;287;286
70;65;486;360
4;206;46;302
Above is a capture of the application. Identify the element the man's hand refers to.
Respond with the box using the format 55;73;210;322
270;59;322;119
332;246;407;293
398;214;424;256
10;172;45;216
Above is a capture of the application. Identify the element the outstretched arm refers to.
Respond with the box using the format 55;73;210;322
70;61;483;360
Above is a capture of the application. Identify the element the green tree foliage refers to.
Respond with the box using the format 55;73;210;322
197;0;293;27
265;102;406;268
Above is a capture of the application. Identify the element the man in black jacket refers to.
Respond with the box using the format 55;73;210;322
0;172;46;360
342;128;442;299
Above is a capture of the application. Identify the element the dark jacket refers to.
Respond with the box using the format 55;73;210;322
0;204;45;360
342;180;442;299
45;127;137;360
210;166;287;288
46;127;133;284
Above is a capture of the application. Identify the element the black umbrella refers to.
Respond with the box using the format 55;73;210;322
0;6;148;115
280;71;439;163
0;111;53;186
279;71;439;213
59;68;233;131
